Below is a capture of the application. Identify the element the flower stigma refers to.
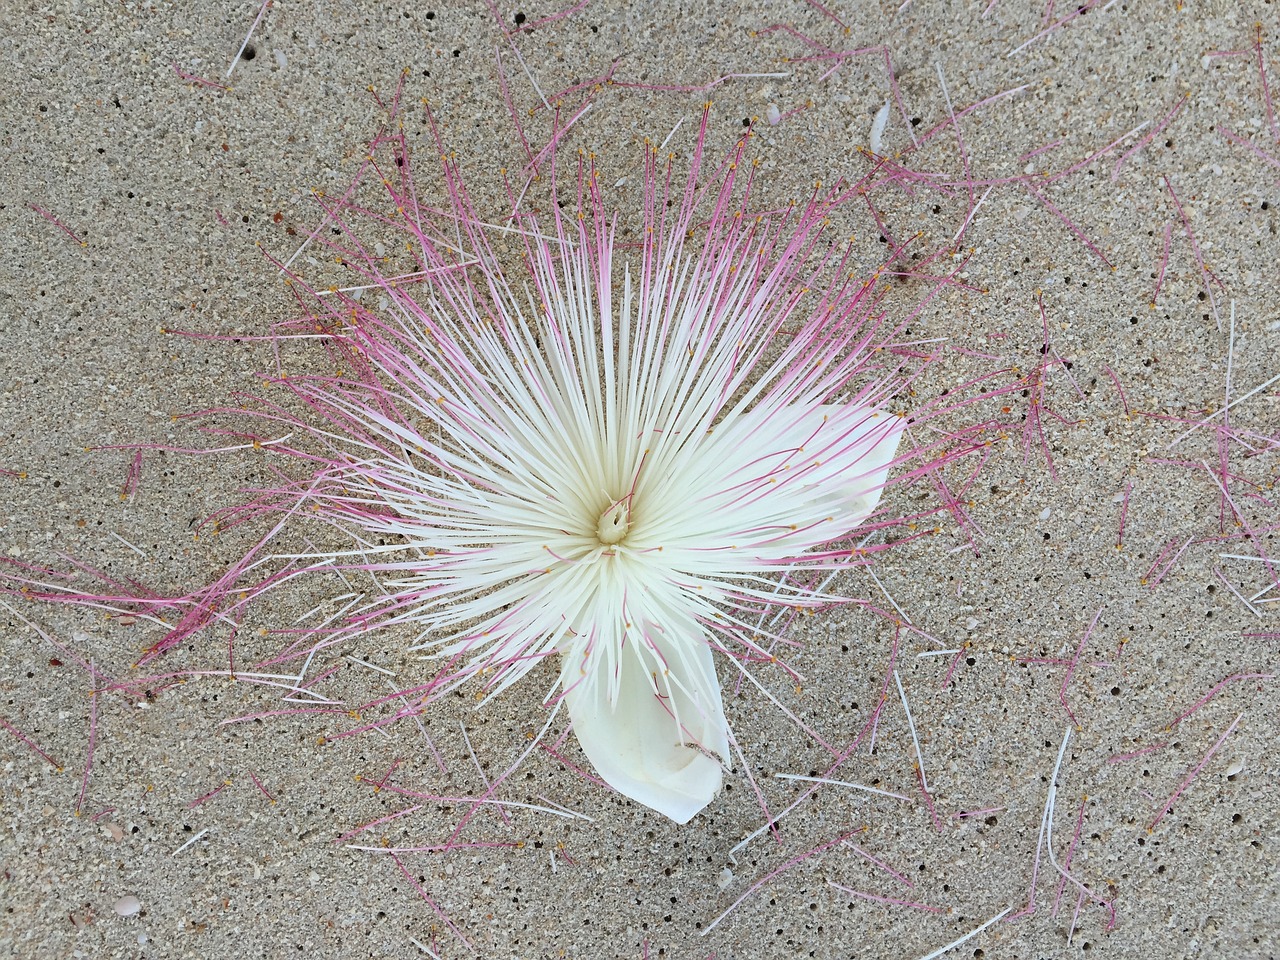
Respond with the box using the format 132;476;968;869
596;498;631;546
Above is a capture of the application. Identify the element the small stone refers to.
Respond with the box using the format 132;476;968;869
114;895;142;917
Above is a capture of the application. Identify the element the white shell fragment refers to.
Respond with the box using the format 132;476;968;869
765;103;781;126
869;101;891;154
114;895;142;918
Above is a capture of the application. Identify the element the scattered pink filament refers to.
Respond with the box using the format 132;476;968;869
172;63;231;91
390;853;474;949
1164;175;1222;330
703;828;859;935
28;203;86;248
1059;609;1103;730
1116;481;1132;551
1217;126;1280;169
513;0;593;34
1052;796;1088;918
1008;0;1102;56
844;841;914;887
1107;742;1169;764
1167;673;1273;729
76;685;99;816
1149;713;1244;831
1023;182;1112;267
1149;221;1173;308
1112;94;1188;180
187;778;232;809
827;881;943;913
1257;24;1278;142
0;716;62;769
120;450;144;500
248;770;276;803
803;0;849;30
1102;363;1131;418
1144;534;1195;588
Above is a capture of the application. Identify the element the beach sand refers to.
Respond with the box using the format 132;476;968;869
1;1;1277;957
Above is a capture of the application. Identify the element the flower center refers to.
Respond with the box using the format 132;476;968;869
595;500;631;546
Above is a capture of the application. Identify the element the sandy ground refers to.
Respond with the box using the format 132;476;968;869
1;1;1278;958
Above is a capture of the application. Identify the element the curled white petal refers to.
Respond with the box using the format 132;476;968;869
708;402;906;546
561;609;728;824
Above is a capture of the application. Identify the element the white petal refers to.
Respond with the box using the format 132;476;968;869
712;402;904;539
798;404;906;537
562;617;729;824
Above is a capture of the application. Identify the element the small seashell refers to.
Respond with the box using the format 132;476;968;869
114;895;142;918
869;101;890;154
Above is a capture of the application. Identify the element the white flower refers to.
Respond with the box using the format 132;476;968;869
278;128;906;823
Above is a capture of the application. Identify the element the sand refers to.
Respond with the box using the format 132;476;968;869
1;1;1277;958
